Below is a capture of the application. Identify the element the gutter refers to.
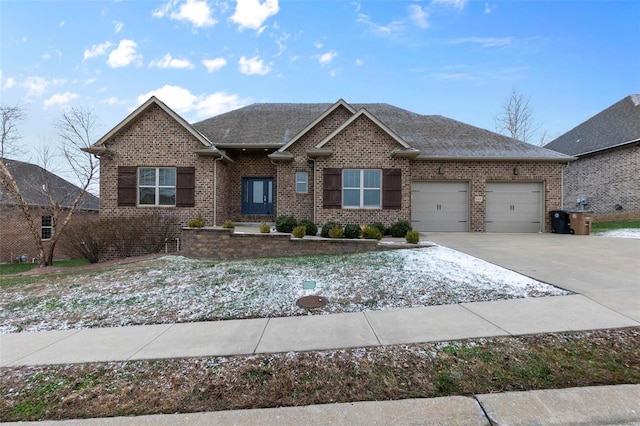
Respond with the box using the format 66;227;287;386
570;139;639;158
412;155;577;162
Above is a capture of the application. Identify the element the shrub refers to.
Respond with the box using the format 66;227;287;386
104;214;177;258
344;224;362;239
369;222;386;236
321;221;338;238
275;215;297;233
328;224;343;238
292;225;306;238
405;230;420;244
259;222;271;233
361;225;383;240
390;220;412;238
59;219;108;263
299;219;318;236
222;220;235;229
187;214;205;228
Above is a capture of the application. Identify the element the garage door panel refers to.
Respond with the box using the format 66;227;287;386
486;183;543;233
411;182;468;232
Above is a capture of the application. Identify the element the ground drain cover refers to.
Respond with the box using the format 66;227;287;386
296;295;327;309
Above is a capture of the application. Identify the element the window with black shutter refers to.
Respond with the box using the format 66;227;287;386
382;169;402;210
323;168;342;209
117;166;137;206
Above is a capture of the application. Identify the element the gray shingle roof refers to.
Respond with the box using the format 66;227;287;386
544;95;640;157
192;102;572;161
0;159;99;210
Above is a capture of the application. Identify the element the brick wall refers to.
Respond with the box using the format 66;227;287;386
0;205;98;263
181;227;405;261
225;151;277;222
562;145;640;218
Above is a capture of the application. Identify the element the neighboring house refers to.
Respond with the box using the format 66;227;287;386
85;97;572;236
0;159;99;263
544;95;640;220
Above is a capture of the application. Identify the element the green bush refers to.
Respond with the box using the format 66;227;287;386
369;222;386;236
328;224;343;238
362;225;383;240
344;224;362;239
390;220;412;238
299;219;318;236
259;222;271;233
292;225;306;238
321;221;338;238
275;215;298;233
187;214;205;228
222;220;235;229
405;230;420;244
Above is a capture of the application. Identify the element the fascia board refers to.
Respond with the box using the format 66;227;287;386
315;108;411;149
276;99;356;153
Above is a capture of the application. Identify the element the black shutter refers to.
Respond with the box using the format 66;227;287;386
176;167;195;207
323;168;342;209
117;166;137;206
382;169;402;210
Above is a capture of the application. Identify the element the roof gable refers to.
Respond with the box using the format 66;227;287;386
545;95;640;156
93;96;214;149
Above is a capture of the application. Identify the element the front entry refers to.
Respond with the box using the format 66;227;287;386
241;178;274;215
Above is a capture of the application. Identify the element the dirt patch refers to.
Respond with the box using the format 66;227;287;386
2;328;638;422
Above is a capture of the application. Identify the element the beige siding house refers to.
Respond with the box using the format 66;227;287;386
86;97;572;234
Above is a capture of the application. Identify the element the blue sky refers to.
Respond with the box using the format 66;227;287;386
1;0;639;163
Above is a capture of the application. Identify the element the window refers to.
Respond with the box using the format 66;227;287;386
342;169;381;208
41;215;52;240
138;167;176;206
295;172;308;193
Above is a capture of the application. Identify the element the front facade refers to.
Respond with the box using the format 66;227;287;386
88;97;572;235
545;94;640;220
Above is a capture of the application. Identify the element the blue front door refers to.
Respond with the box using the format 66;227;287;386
241;178;274;215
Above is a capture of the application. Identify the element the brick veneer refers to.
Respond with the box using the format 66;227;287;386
562;145;640;218
180;227;408;261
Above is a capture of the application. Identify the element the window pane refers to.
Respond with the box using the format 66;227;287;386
343;169;360;188
159;188;176;205
139;187;156;205
296;172;307;193
139;168;156;186
343;189;360;207
363;189;381;207
296;182;307;193
363;170;381;188
159;168;176;186
42;227;52;240
41;215;52;227
253;181;263;203
268;180;273;202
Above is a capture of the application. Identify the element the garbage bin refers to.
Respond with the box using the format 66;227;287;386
569;211;593;235
550;210;571;234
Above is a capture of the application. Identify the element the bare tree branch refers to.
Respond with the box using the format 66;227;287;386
494;89;542;144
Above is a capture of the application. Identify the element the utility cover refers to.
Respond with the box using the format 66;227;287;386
296;295;327;309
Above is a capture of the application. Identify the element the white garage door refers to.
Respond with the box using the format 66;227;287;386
485;182;543;233
411;182;468;232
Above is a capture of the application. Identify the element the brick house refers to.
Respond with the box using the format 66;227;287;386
86;97;572;235
0;159;99;263
544;94;640;220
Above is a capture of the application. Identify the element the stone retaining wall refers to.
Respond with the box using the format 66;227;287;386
180;227;399;261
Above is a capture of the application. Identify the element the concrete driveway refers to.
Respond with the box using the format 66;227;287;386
426;233;640;322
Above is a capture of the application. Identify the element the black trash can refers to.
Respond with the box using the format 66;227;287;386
550;210;572;234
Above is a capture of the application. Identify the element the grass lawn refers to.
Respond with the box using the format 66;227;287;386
1;328;638;422
592;219;640;232
0;259;89;276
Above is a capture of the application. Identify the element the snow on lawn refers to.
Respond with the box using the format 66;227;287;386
592;228;640;239
1;247;570;334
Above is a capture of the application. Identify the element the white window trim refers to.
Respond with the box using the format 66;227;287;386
41;215;53;240
138;167;177;207
342;169;382;209
295;171;308;194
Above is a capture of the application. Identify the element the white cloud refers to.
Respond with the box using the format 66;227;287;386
355;59;364;66
357;13;404;37
149;53;195;69
238;55;271;75
317;50;338;65
42;53;52;60
431;0;468;10
107;39;142;68
2;76;16;90
84;41;112;60
408;5;429;28
153;0;216;28
314;40;324;49
44;92;79;108
432;72;472;81
448;37;512;48
202;57;227;72
101;96;120;105
23;76;49;96
113;21;124;32
136;84;248;118
60;21;65;27
230;0;279;32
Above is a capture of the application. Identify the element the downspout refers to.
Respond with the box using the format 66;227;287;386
309;158;316;224
214;156;223;226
